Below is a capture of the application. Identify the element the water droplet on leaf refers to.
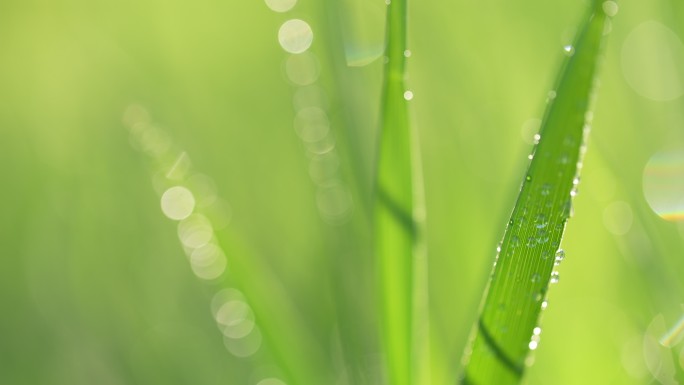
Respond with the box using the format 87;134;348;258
554;249;565;266
550;271;560;284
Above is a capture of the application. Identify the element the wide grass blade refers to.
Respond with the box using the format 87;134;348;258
461;2;616;384
375;0;427;383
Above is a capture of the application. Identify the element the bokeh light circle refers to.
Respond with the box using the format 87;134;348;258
643;149;684;221
265;0;296;13
621;21;684;101
161;186;195;220
278;19;313;54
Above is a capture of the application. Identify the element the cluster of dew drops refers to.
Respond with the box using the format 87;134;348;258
488;0;622;352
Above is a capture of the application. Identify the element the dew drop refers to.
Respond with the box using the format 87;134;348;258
535;213;548;228
517;215;527;228
536;230;549;244
526;237;537;248
570;186;578;197
563;44;575;55
526;174;532;182
533;327;542;336
563;200;574;218
550;271;560;284
531;273;541;283
547;90;557;101
521;118;541;144
541;300;548;309
403;49;412;57
533;134;541;144
529;340;538;350
403;90;414;101
554;249;565;266
540;183;552;196
511;235;520;247
541;250;552;260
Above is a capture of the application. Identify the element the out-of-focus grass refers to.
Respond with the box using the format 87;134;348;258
2;0;684;384
374;0;428;383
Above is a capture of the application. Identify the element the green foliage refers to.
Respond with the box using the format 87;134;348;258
374;0;427;384
3;0;684;385
462;2;612;383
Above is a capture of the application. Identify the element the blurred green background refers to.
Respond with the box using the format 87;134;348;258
2;0;684;384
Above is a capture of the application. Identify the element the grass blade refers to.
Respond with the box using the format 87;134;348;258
461;2;616;383
375;0;427;384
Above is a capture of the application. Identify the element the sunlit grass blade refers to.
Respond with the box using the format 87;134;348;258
460;2;616;384
375;0;427;384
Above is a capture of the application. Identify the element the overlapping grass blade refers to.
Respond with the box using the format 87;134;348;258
461;2;615;384
375;0;427;384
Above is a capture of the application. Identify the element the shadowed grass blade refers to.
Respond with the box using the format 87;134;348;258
461;2;616;384
375;0;427;384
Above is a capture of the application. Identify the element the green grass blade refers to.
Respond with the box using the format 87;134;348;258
375;0;427;384
461;2;615;384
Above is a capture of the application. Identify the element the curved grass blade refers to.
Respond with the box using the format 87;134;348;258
374;0;428;384
460;2;616;384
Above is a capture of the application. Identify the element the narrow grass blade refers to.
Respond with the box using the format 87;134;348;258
461;2;615;384
375;0;427;384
